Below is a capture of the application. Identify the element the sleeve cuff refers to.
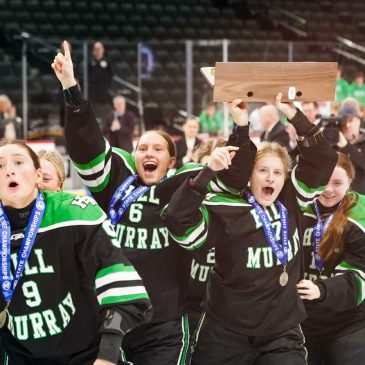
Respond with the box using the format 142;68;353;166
189;165;216;194
289;108;319;137
227;124;250;146
97;333;123;363
63;84;84;106
316;281;327;302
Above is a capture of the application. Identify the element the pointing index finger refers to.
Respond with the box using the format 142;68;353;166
62;40;71;60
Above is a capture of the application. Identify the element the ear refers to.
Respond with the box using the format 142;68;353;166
168;157;176;170
35;168;43;186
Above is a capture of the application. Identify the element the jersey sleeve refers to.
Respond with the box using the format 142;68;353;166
287;110;338;211
65;99;135;212
210;125;257;193
316;223;365;311
74;204;151;333
163;179;210;251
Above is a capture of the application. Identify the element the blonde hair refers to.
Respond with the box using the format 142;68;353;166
255;141;291;177
192;138;227;164
37;150;65;189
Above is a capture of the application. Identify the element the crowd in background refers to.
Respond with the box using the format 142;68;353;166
1;39;365;365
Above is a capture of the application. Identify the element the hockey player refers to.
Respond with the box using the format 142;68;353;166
0;140;151;365
163;93;338;365
52;41;256;364
37;149;66;192
298;152;365;365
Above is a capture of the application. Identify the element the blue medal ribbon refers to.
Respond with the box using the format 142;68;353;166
0;192;46;304
246;191;289;266
312;200;335;273
109;174;150;225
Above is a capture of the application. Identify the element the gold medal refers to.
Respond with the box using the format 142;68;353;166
279;271;289;286
0;302;9;329
279;265;288;286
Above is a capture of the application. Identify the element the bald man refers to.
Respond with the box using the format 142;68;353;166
259;105;291;150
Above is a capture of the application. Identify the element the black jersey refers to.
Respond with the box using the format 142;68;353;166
164;110;338;336
188;242;215;315
0;191;150;364
301;193;365;340
65;98;256;323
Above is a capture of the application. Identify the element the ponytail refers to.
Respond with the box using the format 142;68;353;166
319;192;357;261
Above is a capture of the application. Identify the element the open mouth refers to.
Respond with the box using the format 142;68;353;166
8;181;19;188
143;161;158;173
262;187;274;196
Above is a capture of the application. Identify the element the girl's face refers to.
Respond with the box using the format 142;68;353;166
134;132;176;185
250;155;286;207
0;144;42;208
39;158;62;192
319;166;351;207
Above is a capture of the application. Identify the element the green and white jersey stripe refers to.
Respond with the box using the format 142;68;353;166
170;206;209;251
96;264;149;306
71;140;136;193
95;263;143;287
336;261;365;305
291;165;326;212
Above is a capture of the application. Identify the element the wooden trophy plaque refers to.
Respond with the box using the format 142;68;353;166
206;62;337;103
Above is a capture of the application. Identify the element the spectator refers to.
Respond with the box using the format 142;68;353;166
89;41;113;122
102;95;136;153
199;102;224;136
175;116;201;169
260;104;291;150
348;70;365;107
335;66;349;103
302;101;321;126
0;94;22;140
335;104;365;194
341;96;363;118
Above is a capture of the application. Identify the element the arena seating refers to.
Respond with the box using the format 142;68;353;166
0;0;363;135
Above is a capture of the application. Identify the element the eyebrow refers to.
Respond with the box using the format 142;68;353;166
138;143;165;148
0;153;27;159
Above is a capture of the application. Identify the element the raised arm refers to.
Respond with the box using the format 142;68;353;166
52;41;135;211
275;93;338;209
212;100;257;193
162;146;239;250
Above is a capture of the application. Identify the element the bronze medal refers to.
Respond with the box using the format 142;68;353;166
279;271;289;286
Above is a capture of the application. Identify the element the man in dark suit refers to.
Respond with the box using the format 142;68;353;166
102;95;136;153
175;116;201;169
259;104;291;151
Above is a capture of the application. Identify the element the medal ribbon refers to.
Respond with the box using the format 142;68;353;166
109;174;149;225
0;192;46;303
312;200;335;272
246;191;289;266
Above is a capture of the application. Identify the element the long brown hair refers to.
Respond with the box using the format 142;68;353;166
319;152;356;261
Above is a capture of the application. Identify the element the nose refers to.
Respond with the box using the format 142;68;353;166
146;146;155;157
324;184;334;194
5;166;14;177
266;170;274;183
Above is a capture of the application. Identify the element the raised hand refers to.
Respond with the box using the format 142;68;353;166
296;279;321;300
224;99;249;127
51;40;77;90
207;146;239;171
274;92;297;121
